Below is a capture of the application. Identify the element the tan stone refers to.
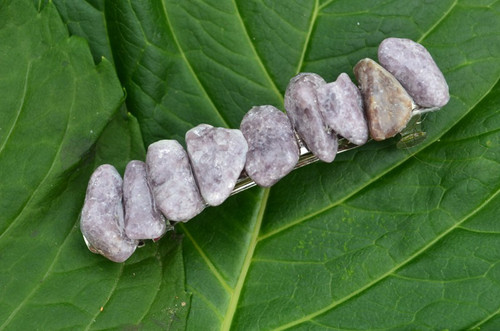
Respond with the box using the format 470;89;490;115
354;58;413;141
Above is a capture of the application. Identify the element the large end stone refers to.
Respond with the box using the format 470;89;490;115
317;73;368;145
284;73;338;162
123;160;168;240
81;164;138;263
378;37;449;108
186;124;248;206
240;105;299;187
354;58;413;141
146;140;205;222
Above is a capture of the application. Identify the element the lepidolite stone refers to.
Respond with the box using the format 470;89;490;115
284;73;338;163
81;164;137;263
240;105;299;187
186;124;248;206
146;140;205;222
354;58;413;141
317;73;368;145
378;37;449;108
123;160;167;240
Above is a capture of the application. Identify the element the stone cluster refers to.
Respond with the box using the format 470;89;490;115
80;38;450;262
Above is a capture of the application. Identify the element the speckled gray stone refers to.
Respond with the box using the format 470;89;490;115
317;73;368;145
146;140;205;222
354;58;413;141
378;37;449;108
123;160;168;240
240;105;299;187
284;73;338;162
186;124;248;206
81;164;138;263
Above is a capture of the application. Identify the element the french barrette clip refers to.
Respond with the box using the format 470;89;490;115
80;37;450;263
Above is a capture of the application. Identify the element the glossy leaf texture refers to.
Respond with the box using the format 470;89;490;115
1;0;499;330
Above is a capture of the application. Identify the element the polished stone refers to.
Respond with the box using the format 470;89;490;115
146;140;205;222
123;160;168;240
378;37;449;108
284;73;338;162
354;58;413;141
240;105;299;187
317;73;368;145
186;124;247;206
81;164;137;263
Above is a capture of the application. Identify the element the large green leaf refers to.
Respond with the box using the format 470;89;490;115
105;0;500;330
0;1;188;330
1;0;499;330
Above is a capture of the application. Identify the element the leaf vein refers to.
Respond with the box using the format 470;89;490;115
157;1;231;128
273;186;500;330
232;0;283;102
0;224;78;330
0;61;32;156
417;0;458;43
180;224;233;295
295;0;319;74
221;188;270;331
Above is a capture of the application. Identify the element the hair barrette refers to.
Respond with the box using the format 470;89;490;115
80;37;450;262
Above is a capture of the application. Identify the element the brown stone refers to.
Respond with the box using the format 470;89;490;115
354;58;413;141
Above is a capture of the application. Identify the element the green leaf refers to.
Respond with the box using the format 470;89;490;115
1;0;499;330
106;0;500;330
52;0;114;64
0;1;188;330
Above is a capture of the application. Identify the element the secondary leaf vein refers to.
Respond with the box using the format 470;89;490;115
274;187;500;330
296;0;319;74
231;0;283;102
417;0;458;43
180;223;233;295
0;62;32;156
158;0;230;128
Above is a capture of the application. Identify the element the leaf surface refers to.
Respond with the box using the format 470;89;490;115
1;0;500;330
0;1;188;330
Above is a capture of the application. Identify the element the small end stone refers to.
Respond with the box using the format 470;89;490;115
378;37;449;108
80;164;138;263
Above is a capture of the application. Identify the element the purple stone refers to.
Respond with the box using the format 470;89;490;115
123;160;168;240
378;37;450;108
186;124;248;206
354;58;414;141
240;105;299;187
81;164;137;263
317;73;368;145
146;140;205;222
284;73;338;163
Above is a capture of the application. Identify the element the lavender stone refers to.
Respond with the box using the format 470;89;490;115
186;124;248;206
240;105;299;187
146;140;205;222
123;160;168;240
284;73;338;163
317;73;368;145
378;37;449;108
81;164;137;263
354;58;413;141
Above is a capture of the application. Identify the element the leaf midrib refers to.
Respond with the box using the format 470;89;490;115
221;188;269;331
